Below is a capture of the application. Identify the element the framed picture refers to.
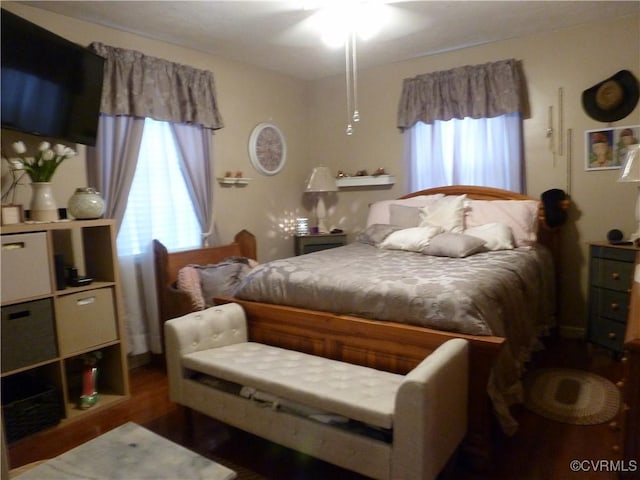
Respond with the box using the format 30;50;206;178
248;123;287;176
1;204;24;225
585;125;640;171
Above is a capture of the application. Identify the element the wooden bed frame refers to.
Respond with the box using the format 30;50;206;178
153;185;568;470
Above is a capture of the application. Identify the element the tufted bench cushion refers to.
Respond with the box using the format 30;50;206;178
182;342;402;429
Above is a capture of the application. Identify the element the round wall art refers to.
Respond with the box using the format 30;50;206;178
248;122;287;175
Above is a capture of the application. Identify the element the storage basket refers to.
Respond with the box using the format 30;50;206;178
2;375;64;443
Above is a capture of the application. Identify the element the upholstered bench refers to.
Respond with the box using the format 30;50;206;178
165;303;469;480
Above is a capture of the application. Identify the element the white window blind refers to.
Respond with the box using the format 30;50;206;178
117;118;201;256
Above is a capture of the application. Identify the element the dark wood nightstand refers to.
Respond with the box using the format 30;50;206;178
587;241;639;354
294;233;347;255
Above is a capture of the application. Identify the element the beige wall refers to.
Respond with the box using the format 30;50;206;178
2;3;639;334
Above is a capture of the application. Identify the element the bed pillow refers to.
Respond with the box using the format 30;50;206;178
421;232;487;258
389;204;422;228
193;258;254;307
177;265;206;311
418;195;466;233
366;194;444;226
356;224;404;246
379;226;442;252
465;199;539;247
465;223;514;251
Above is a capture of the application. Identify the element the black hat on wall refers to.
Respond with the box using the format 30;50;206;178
582;70;639;122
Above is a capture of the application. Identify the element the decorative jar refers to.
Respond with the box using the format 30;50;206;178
68;188;105;219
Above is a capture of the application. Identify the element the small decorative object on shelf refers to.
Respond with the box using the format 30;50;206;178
217;176;251;185
80;350;102;410
68;187;105;219
9;141;77;221
1;204;24;225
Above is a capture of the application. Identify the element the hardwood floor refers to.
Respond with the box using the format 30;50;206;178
6;336;628;479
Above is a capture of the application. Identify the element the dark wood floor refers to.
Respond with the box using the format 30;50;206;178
7;336;627;480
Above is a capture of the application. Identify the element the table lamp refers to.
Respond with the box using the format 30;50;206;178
305;166;337;234
618;144;640;241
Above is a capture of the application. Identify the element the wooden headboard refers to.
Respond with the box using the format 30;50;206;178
153;229;256;348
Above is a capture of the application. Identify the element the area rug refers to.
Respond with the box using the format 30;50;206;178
523;368;620;425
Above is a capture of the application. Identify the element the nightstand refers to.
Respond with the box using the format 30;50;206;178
294;233;347;255
587;242;639;354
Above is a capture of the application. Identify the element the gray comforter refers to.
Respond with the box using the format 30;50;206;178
233;242;555;433
234;242;554;337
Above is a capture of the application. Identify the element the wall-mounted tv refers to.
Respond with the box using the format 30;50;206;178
1;9;105;146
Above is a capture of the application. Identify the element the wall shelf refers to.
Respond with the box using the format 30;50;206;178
217;177;251;186
335;175;395;188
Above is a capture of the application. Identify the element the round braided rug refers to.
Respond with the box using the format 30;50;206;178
523;368;620;425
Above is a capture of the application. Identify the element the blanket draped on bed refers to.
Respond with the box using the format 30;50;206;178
233;242;555;434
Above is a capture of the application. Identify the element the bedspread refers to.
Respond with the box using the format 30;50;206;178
234;242;555;434
234;242;554;338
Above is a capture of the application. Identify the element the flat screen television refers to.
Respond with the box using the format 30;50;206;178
1;9;105;146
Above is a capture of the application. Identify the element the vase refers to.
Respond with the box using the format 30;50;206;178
68;187;105;219
29;182;59;221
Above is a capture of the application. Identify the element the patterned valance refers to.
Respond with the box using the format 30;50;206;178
90;42;224;130
397;59;525;130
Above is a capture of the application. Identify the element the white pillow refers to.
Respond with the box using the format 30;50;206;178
465;199;539;247
366;194;444;227
465;223;514;251
379;226;442;252
419;195;466;233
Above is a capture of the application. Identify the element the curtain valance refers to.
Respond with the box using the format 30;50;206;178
90;42;224;130
397;58;525;130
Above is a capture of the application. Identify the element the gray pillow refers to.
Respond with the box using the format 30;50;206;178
389;204;421;228
356;224;403;246
193;258;252;307
421;232;486;258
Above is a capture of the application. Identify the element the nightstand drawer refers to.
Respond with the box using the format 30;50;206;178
294;234;347;255
590;258;634;291
589;287;630;322
589;316;626;352
590;244;638;263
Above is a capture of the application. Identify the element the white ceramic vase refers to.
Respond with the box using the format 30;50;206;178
30;182;59;222
68;187;105;219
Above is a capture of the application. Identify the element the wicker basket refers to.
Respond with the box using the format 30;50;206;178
2;375;64;443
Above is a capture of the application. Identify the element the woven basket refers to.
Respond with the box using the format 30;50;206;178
2;375;64;443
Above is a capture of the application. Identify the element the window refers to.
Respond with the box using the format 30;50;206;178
117;118;201;256
407;112;523;192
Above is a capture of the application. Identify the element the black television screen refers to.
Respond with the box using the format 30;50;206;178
1;9;104;146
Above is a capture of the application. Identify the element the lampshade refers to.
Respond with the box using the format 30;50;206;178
305;166;337;192
618;144;640;183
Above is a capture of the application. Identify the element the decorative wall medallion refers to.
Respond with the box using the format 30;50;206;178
248;123;287;175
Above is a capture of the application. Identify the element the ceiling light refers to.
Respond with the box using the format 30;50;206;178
310;1;385;135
